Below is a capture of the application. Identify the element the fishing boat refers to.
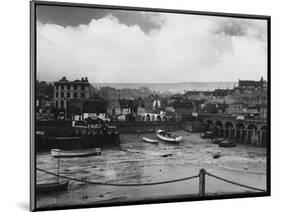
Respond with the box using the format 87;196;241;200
142;137;159;144
212;138;224;144
218;142;236;148
156;130;182;143
36;181;69;195
51;148;101;158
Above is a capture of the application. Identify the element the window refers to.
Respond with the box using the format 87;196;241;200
61;100;64;109
81;92;84;98
67;85;70;90
67;92;70;98
61;92;64;98
74;85;77;90
73;93;77;98
81;86;85;91
55;92;58;98
55;101;58;109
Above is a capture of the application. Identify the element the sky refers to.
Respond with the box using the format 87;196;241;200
36;5;268;83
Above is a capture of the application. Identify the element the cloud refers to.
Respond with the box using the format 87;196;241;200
213;19;267;41
37;13;267;83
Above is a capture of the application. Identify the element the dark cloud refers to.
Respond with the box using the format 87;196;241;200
36;5;162;33
214;20;246;36
213;19;266;41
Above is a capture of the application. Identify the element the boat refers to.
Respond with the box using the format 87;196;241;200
51;148;101;158
200;131;216;139
36;181;69;195
218;142;236;148
156;130;182;143
212;138;224;144
142;137;158;144
213;152;221;159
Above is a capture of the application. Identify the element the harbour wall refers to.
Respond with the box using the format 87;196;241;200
35;120;183;136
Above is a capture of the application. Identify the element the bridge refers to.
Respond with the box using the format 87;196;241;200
197;113;268;147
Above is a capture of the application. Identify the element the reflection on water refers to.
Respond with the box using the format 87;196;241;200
36;131;266;208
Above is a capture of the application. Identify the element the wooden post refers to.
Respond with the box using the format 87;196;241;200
199;169;206;197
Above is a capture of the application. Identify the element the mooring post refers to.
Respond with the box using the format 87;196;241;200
199;168;206;197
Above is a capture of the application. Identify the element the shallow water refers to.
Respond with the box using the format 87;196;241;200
36;131;267;208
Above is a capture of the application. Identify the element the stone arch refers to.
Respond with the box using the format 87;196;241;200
215;120;223;137
206;119;214;130
156;115;161;122
225;121;234;139
246;124;258;145
260;125;267;147
146;114;151;122
236;122;246;143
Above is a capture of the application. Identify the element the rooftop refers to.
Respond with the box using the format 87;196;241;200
54;76;90;85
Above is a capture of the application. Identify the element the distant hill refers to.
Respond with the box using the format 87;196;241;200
92;82;235;94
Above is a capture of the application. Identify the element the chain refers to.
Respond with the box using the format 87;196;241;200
37;168;199;187
206;172;266;192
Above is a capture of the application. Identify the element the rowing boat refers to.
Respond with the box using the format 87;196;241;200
51;148;101;158
218;142;236;148
142;137;158;144
156;130;182;143
36;181;69;195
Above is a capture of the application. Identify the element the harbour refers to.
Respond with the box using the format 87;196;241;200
36;131;266;208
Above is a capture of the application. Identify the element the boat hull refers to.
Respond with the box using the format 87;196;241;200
36;181;69;195
51;148;101;158
156;130;182;143
142;137;158;144
218;142;236;147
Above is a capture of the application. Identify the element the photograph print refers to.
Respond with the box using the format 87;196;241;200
31;1;270;211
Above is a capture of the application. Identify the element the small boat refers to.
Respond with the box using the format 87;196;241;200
36;181;69;195
213;152;221;159
51;148;101;158
212;138;224;144
142;137;158;144
156;130;182;143
218;142;236;148
201;131;216;139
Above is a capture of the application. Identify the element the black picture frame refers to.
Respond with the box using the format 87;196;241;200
30;1;271;211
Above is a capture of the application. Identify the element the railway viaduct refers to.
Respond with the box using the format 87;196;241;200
198;113;268;147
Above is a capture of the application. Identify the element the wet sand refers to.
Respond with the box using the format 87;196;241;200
36;131;266;208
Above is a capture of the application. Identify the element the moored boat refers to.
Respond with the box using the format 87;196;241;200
51;148;101;158
212;138;224;144
218;142;236;148
36;181;69;195
213;152;221;159
156;130;182;143
142;137;158;144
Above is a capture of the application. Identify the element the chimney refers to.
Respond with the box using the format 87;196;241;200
81;77;84;81
85;77;88;82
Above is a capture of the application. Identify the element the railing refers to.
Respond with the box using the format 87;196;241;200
36;168;265;196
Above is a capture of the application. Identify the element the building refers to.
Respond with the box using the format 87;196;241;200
185;91;213;100
53;76;90;119
238;77;267;93
226;102;245;114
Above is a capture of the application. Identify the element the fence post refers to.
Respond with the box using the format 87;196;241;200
199;168;206;197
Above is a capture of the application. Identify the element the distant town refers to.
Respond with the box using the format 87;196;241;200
36;76;267;123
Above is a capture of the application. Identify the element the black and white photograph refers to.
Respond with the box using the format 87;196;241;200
30;1;270;211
